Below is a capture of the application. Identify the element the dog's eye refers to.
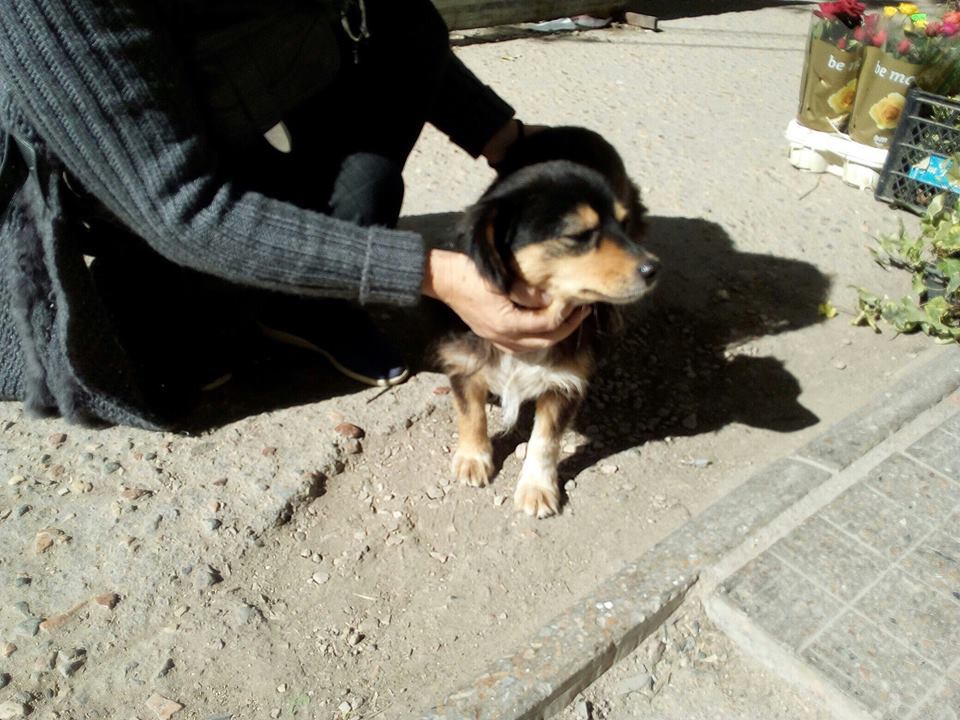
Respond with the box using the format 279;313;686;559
571;228;598;243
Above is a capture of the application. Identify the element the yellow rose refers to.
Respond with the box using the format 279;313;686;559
869;92;906;130
914;18;927;28
828;79;858;114
883;6;898;16
898;3;919;14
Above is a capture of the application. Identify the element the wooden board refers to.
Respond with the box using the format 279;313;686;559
432;1;627;30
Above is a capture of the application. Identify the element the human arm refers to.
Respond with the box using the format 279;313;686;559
0;0;424;305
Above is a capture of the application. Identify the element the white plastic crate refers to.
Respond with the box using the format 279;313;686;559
785;119;889;191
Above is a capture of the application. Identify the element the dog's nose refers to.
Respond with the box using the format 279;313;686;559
638;261;659;281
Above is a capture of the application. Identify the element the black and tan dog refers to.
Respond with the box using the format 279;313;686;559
437;127;659;518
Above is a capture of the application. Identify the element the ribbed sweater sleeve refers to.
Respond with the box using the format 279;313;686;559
0;0;426;305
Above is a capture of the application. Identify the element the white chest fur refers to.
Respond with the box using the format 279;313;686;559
484;352;587;430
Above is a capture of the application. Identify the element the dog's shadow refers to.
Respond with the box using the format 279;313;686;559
398;212;829;490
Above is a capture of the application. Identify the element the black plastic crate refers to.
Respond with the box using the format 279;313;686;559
875;87;960;215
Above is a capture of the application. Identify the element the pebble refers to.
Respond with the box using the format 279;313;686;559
12;601;30;617
7;475;26;486
425;486;444;500
600;464;618;476
194;566;223;589
833;360;847;370
270;710;281;719
68;478;93;493
0;702;29;719
103;461;122;474
14;505;30;518
312;572;330;586
574;700;592;720
203;519;222;533
337;701;351;714
120;486;151;501
0;674;9;690
276;683;286;693
144;693;183;720
562;443;578;454
14;618;41;637
432;385;451;395
343;439;363;455
94;592;120;609
334;422;365;439
57;648;86;678
1;643;16;657
261;446;278;457
208;500;221;513
564;480;577;491
156;658;175;678
515;442;527;460
48;433;67;447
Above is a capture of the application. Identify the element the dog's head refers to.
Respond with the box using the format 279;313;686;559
462;159;658;307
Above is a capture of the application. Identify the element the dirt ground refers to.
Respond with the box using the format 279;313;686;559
0;6;942;720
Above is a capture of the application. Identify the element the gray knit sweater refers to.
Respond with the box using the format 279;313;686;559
0;0;427;305
0;0;510;427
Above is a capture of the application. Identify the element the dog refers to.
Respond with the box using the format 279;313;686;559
437;127;659;518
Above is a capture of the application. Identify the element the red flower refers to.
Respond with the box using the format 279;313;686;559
943;11;960;25
897;38;912;54
871;29;887;47
853;25;867;42
817;0;865;27
926;21;943;37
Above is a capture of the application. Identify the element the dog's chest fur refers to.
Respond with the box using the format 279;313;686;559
485;351;587;429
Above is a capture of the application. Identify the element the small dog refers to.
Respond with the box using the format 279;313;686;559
437;127;659;518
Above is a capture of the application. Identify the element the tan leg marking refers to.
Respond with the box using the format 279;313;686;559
450;373;493;487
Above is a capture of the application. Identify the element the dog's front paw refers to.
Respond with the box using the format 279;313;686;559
452;446;494;487
514;473;560;519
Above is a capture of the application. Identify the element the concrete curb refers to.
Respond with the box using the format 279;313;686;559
418;346;960;720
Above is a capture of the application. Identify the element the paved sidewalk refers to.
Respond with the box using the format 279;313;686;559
709;388;960;720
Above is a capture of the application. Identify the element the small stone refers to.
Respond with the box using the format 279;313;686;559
1;643;15;657
346;629;363;647
120;487;151;501
564;480;577;491
343;439;363;455
156;658;175;678
57;647;86;677
425;486;444;500
94;592;120;609
312;572;330;585
833;360;847;370
14;618;41;637
270;710;281;719
493;494;507;507
103;461;122;474
68;478;93;494
208;500;221;513
600;464;618;476
515;442;528;460
14;505;30;518
13;575;29;588
562;443;578;454
8;475;26;486
194;565;223;589
337;701;351;714
48;433;67;447
12;601;30;617
276;683;286;693
0;674;9;690
0;701;29;719
432;385;451;395
261;446;278;457
203;518;222;533
212;478;227;486
574;700;593;720
145;693;183;720
334;423;365;439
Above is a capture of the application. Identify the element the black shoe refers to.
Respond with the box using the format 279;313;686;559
257;300;409;387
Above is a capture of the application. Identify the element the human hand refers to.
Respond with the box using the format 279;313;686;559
421;249;590;354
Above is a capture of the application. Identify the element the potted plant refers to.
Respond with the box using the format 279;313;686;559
854;192;960;340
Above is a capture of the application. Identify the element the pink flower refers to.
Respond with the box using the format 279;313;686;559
871;29;887;46
837;37;848;49
897;38;912;54
941;22;959;37
926;21;943;36
853;25;867;41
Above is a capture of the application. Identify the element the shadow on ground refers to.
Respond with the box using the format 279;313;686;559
178;212;829;475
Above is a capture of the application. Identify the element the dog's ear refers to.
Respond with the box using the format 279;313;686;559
460;196;515;294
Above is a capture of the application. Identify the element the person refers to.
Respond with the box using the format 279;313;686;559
0;0;589;429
